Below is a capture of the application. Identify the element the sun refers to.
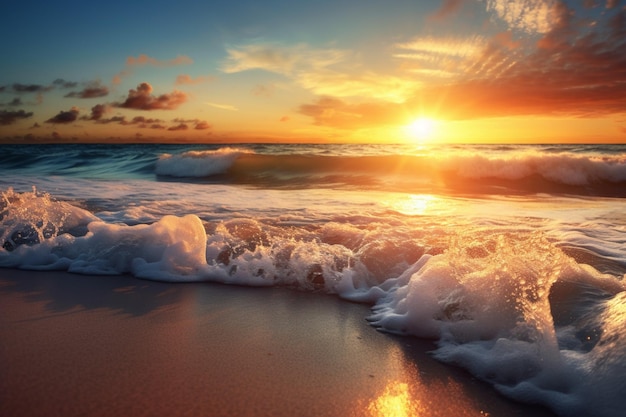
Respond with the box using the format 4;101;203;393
406;118;438;142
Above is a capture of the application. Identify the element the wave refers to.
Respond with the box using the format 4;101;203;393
155;147;253;177
153;148;626;197
1;188;625;417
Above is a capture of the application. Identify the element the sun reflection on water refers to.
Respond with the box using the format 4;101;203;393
384;194;441;216
366;381;417;417
363;374;488;417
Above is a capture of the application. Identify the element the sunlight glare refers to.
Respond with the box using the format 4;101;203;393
406;118;438;143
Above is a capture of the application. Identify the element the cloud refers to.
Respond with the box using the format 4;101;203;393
127;54;193;67
223;43;418;102
113;54;194;84
65;82;109;99
115;82;187;110
87;104;110;120
172;118;211;130
131;116;164;125
0;98;23;107
0;109;34;125
168;123;188;131
175;74;214;85
96;115;127;124
398;31;527;84
429;0;466;21
206;102;238;111
52;79;78;89
222;43;345;74
485;0;562;34
11;83;53;93
299;97;405;129
383;3;626;120
396;35;487;60
194;121;211;130
111;71;130;85
46;107;79;124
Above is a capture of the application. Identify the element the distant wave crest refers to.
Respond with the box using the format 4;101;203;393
155;147;253;177
154;147;626;197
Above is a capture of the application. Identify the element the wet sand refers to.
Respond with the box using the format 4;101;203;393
0;269;557;417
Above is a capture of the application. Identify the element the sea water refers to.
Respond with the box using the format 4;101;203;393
1;143;625;416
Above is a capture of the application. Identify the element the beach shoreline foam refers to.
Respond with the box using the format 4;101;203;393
0;269;557;417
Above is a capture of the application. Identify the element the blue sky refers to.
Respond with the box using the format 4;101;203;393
1;0;625;143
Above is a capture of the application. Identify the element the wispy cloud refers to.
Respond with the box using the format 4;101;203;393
175;74;214;85
428;0;466;21
113;54;193;85
299;97;404;129
126;54;193;67
222;43;345;75
223;42;418;102
206;102;238;111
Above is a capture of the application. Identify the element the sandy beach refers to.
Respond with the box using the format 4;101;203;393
0;269;557;417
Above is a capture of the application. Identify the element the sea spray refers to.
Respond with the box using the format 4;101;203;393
366;231;625;416
0;187;97;252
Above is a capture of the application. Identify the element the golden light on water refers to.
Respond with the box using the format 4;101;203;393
364;376;489;417
367;381;416;417
383;194;446;216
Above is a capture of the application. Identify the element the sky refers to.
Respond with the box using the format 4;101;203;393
1;0;625;144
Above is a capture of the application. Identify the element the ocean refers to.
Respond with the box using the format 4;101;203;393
1;143;625;416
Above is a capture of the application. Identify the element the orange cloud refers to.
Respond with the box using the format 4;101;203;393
113;54;193;85
428;0;466;21
116;82;187;111
127;54;193;67
390;3;626;119
168;123;188;131
175;74;214;85
194;121;211;130
299;97;405;129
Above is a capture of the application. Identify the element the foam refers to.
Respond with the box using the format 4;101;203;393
438;151;626;186
0;187;97;252
367;232;626;417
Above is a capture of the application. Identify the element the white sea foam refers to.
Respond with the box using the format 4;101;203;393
366;233;625;417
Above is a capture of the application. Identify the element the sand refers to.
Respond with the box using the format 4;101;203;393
0;269;557;417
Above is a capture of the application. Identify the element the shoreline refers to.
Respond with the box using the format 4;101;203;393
0;269;557;417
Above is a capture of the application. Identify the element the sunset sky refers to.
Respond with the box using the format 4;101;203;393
1;0;625;144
